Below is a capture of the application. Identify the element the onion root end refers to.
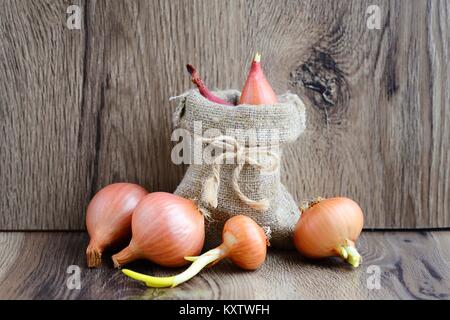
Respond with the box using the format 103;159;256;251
86;244;102;268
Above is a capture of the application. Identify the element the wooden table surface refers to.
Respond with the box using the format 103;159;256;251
0;231;449;300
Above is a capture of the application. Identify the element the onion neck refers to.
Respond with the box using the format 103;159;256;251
112;245;138;268
335;240;361;268
122;244;229;288
300;197;325;214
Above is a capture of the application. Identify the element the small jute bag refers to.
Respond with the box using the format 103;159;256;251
172;90;306;249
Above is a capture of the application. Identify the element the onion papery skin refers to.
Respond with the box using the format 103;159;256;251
293;197;363;260
113;192;205;268
223;215;267;270
86;183;148;268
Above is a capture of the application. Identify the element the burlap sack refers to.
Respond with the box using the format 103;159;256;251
172;90;306;249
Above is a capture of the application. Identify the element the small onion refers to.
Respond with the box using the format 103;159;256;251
86;183;148;268
221;215;268;270
239;53;277;105
293;197;364;267
112;192;205;268
122;215;268;288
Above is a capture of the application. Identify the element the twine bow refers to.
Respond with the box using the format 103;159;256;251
198;135;280;211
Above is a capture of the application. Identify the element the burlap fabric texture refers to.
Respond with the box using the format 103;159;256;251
173;90;306;249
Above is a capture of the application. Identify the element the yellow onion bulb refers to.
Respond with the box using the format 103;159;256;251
112;192;205;268
293;197;364;267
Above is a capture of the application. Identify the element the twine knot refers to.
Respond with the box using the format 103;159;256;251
198;135;279;211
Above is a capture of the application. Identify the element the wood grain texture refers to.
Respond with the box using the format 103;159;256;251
0;0;449;229
0;0;86;229
0;231;449;299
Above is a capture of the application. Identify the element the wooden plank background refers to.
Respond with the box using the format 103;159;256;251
1;0;449;230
